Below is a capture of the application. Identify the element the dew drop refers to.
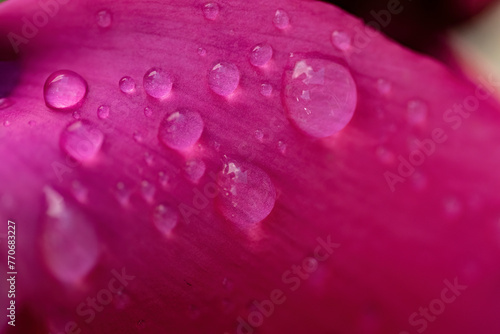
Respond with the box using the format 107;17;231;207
158;109;204;151
283;58;357;138
144;106;153;118
376;146;395;165
71;180;88;203
60;120;104;162
41;187;99;284
44;70;88;111
216;159;276;227
260;83;273;97
119;76;136;94
444;197;462;219
133;132;143;143
143;68;173;99
250;44;273;67
96;9;112;28
72;111;81;119
208;61;240;97
152;203;178;235
28;120;37;127
202;2;219;20
3;120;10;127
113;290;131;310
0;98;13;110
331;30;352;51
222;277;234;291
144;152;154;166
115;182;130;206
97;105;110;119
278;141;287;155
407;99;428;126
197;47;207;57
255;130;264;142
376;78;392;96
184;159;206;184
273;9;290;29
140;180;155;203
158;171;169;189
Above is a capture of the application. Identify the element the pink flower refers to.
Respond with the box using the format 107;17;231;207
1;0;500;333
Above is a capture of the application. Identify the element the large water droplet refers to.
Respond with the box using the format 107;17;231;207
202;2;219;20
216;159;276;227
143;68;173;99
184;159;206;184
158;109;204;151
119;76;136;94
97;105;110;119
152;203;178;235
407;99;428;126
250;44;273;67
208;61;240;97
331;30;352;51
96;9;112;28
273;9;290;29
283;58;357;138
41;187;99;284
60;120;104;162
44;70;88;111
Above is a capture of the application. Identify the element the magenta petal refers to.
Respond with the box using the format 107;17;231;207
1;0;500;333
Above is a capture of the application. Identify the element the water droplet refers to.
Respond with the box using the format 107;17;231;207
143;68;173;99
208;61;240;97
96;9;112;28
71;180;88;203
28;120;37;127
140;180;155;203
255;130;264;142
197;47;207;57
216;159;276;227
97;105;110;119
72;111;81;119
44;70;88;111
144;152;154;166
376;146;395;165
202;2;219;20
283;58;357;138
407;99;428;126
152;203;178;235
273;9;290;29
376;79;392;95
250;43;273;67
158;109;204;151
113;290;130;310
444;197;462;219
331;30;352;51
115;182;130;206
41;187;99;284
184;159;206;184
60;120;104;162
278;141;287;154
222;277;234;291
260;83;273;97
411;172;428;191
3;120;10;127
144;106;153;118
0;98;13;110
133;132;143;143
119;76;136;94
158;171;169;188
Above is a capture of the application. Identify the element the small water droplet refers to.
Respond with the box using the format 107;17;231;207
71;180;88;203
444;197;462;219
208;61;240;97
250;43;273;67
41;187;99;284
158;171;169;188
44;70;88;111
216;159;276;227
202;2;219;20
152;203;178;235
260;83;273;97
72;111;81;119
0;98;13;110
184;159;206;184
273;9;290;29
197;47;207;57
158;109;204;151
115;182;130;206
407;99;428;126
144;152;154;166
376;146;395;165
411;172;428;191
113;290;130;310
255;130;264;142
96;9;112;28
3;120;10;127
283;58;357;138
143;68;173;99
278;141;287;154
97;105;110;119
140;180;155;203
60;120;104;162
222;277;234;291
376;79;392;96
119;76;136;94
331;30;352;51
133;132;143;143
144;106;153;118
28;120;37;127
